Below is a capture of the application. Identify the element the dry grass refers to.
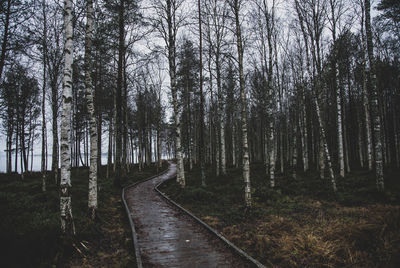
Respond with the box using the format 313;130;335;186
219;204;400;267
161;163;400;267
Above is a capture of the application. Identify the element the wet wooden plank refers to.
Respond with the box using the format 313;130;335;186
124;163;255;268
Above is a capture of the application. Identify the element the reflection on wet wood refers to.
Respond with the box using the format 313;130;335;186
124;163;254;268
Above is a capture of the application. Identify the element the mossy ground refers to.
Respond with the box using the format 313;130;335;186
160;163;400;268
0;162;168;268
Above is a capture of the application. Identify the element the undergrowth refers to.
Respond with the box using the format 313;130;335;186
0;162;167;268
160;163;400;268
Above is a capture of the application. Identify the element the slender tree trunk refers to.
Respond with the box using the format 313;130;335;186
20;123;27;178
365;0;384;191
314;92;337;192
166;0;185;187
115;0;124;186
97;113;102;172
85;122;89;166
41;0;48;192
52;91;59;183
330;0;345;178
107;118;113;179
336;76;345;177
30;129;34;172
292;113;298;179
0;0;11;80
122;59;128;175
138;131;143;171
7;122;13;173
393;108;399;168
185;82;193;170
357;109;364;168
216;124;220;176
216;53;226;175
300;90;309;172
85;0;98;219
15;120;18;173
299;110;307;171
361;3;372;170
268;117;275;188
20;127;24;179
279;122;284;174
343;84;350;172
233;0;251;207
157;127;161;168
60;0;75;235
232;121;236;167
362;69;373;170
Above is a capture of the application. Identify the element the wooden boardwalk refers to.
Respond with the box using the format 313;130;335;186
124;163;255;268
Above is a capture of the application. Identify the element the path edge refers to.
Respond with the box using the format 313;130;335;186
121;162;171;268
155;178;267;268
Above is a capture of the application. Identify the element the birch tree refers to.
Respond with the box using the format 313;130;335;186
364;0;384;191
294;0;337;191
204;0;228;175
328;0;345;177
40;0;48;192
230;0;252;207
114;0;124;186
152;0;186;187
60;0;75;235
359;1;373;171
198;0;206;186
85;0;98;219
261;0;277;188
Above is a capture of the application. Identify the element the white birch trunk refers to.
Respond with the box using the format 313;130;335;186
269;118;275;188
85;0;98;219
216;127;220;176
342;93;350;173
335;66;345;177
280;126;284;174
301;92;309;171
157;128;162;168
357;111;364;168
360;4;373;171
41;0;47;192
164;0;185;187
107;117;112;179
292;115;298;179
394;112;399;168
60;0;75;235
314;94;337;192
232;121;236;167
216;58;226;175
233;0;251;207
219;106;226;175
198;0;206;186
299;112;306;171
319;138;325;179
365;0;384;191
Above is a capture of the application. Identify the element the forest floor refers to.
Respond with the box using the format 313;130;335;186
0;162;167;268
160;163;400;268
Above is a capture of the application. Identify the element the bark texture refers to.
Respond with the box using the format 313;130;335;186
60;0;75;235
85;0;98;219
232;0;251;207
166;0;185;187
365;0;384;191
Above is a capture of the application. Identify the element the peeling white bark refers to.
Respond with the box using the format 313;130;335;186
85;0;98;219
232;0;251;207
60;0;75;235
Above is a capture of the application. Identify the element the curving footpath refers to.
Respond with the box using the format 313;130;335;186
123;162;260;268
